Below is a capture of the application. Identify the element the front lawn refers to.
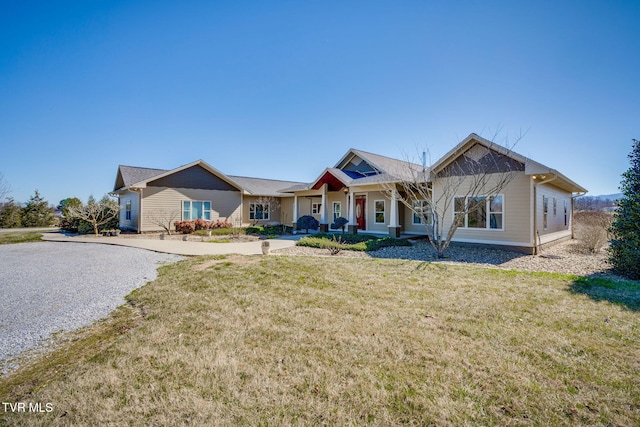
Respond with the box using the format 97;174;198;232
297;232;412;251
2;256;639;426
0;231;44;245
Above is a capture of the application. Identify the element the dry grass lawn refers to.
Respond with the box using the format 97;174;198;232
1;255;639;426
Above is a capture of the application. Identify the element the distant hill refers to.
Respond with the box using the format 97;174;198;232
595;193;623;200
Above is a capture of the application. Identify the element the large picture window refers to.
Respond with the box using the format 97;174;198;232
250;203;270;221
453;195;503;230
182;201;211;220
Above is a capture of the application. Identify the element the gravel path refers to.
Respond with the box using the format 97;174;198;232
0;242;182;374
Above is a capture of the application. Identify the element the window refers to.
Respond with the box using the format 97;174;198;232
489;195;503;229
453;195;504;230
312;203;321;215
183;201;211;220
412;200;433;225
553;198;557;216
332;202;341;220
564;200;568;227
543;196;548;230
125;201;131;221
374;200;385;223
249;203;269;221
467;196;487;228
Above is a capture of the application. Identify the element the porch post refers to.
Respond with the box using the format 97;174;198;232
388;189;401;238
348;189;357;234
320;184;329;232
292;195;299;231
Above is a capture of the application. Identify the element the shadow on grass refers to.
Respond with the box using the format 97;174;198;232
570;274;640;311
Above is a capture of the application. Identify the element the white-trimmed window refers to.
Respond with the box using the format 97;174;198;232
553;198;557;216
374;200;385;223
250;203;270;221
543;196;548;230
183;201;211;220
412;200;433;225
125;201;131;221
564;200;568;226
453;195;504;230
312;203;321;215
332;202;341;220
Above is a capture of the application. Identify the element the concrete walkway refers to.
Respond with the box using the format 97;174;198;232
41;232;299;256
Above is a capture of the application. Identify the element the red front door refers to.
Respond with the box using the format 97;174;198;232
355;196;366;230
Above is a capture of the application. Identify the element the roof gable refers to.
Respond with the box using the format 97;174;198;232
148;164;239;191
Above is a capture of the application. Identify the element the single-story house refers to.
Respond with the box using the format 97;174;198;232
111;160;305;232
111;133;586;254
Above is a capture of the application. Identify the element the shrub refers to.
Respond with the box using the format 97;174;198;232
609;138;640;279
174;221;196;234
296;215;319;234
330;217;349;233
297;233;412;252
174;219;232;234
574;211;612;253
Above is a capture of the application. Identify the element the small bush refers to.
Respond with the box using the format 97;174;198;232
297;233;412;252
174;219;232;234
574;211;612;253
330;217;349;233
296;215;319;234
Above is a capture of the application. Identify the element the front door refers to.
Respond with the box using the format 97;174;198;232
355;196;366;230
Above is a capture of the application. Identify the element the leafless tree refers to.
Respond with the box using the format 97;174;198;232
67;195;120;235
146;209;181;235
382;133;522;258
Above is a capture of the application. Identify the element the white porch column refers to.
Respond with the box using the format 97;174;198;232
388;189;400;237
320;184;328;232
348;189;357;234
292;195;299;226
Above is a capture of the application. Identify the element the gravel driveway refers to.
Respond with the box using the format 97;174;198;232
0;242;182;374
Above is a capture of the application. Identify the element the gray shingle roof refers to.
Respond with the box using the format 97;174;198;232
228;176;306;197
113;163;305;196
114;165;168;191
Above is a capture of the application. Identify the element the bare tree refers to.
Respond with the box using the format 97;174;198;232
67;195;120;235
381;133;522;258
145;209;181;235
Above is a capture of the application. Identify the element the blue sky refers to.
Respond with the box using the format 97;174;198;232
1;1;638;205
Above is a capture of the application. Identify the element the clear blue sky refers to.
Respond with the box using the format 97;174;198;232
1;0;638;205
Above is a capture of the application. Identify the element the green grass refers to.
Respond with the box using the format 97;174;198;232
1;256;639;426
192;227;246;236
297;232;412;251
0;231;44;244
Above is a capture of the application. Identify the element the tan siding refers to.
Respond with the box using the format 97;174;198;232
140;187;241;232
242;196;292;226
536;182;573;237
434;172;532;246
118;191;139;231
367;191;388;233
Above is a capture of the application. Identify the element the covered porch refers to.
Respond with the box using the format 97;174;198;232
288;169;408;238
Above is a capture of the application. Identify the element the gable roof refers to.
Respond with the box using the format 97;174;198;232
431;133;587;193
113;160;305;196
280;148;426;192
